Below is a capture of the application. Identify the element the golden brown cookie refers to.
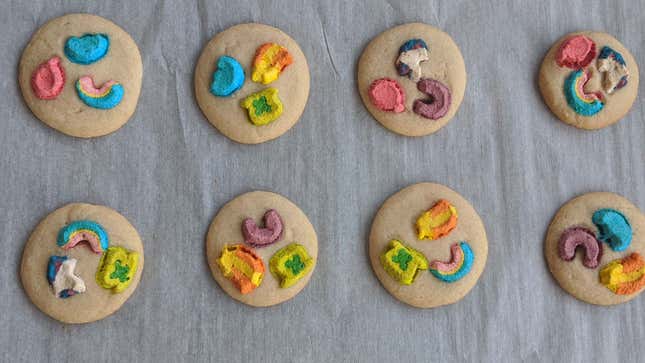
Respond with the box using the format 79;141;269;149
538;31;639;129
194;23;310;144
206;191;317;306
545;192;645;305
20;203;144;323
18;13;143;138
369;183;488;308
357;23;467;136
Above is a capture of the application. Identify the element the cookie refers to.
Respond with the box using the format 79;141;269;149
206;191;317;306
545;192;645;305
357;23;467;137
369;183;488;308
20;203;144;323
194;23;310;144
538;31;639;130
18;13;142;138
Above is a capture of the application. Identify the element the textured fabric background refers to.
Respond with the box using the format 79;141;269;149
0;0;643;362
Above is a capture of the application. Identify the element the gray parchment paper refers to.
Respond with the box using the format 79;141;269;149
1;1;644;362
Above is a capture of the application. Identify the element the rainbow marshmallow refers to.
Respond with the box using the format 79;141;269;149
75;76;124;109
57;220;109;254
563;69;603;116
429;241;474;283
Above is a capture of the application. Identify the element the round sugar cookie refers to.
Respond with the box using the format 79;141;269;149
206;191;318;306
545;192;645;305
18;13;143;138
538;31;639;130
194;23;310;144
357;23;467;136
369;183;488;308
20;203;144;324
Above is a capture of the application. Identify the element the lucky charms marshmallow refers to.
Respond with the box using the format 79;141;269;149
19;14;142;137
20;203;144;323
195;23;310;144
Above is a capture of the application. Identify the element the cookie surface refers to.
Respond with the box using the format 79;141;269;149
194;23;310;144
357;23;467;136
18;13;142;138
206;191;317;306
545;192;645;305
20;203;144;323
538;31;639;130
369;183;488;308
